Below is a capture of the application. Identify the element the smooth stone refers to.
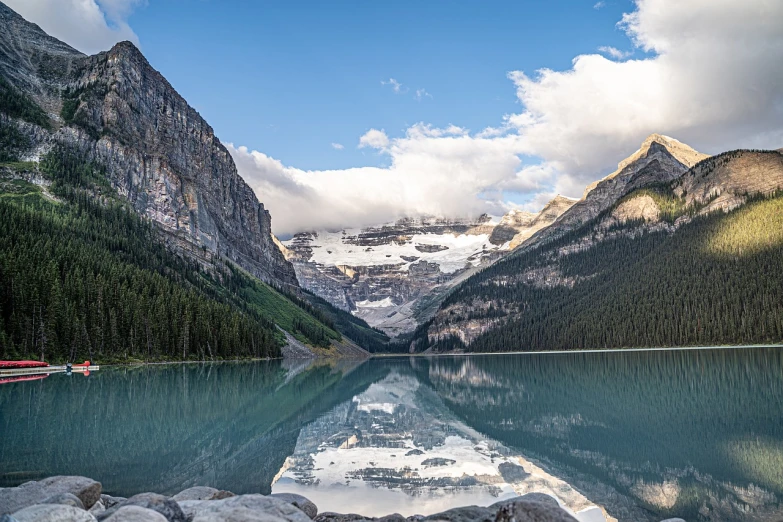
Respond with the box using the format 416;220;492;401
102;506;168;522
0;515;19;522
269;493;318;519
493;500;579;522
492;494;560;509
377;515;407;522
180;494;312;522
497;462;531;483
41;493;85;510
171;486;236;502
0;477;102;513
89;501;106;515
422;506;496;522
314;514;371;522
172;487;221;502
12;504;97;522
100;496;126;509
96;493;186;522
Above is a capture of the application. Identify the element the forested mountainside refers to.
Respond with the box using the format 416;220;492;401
0;1;383;361
411;148;783;353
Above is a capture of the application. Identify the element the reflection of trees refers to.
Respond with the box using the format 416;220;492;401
0;360;388;496
423;349;783;519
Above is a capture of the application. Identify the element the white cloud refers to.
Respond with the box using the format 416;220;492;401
598;46;631;60
228;125;530;235
331;142;345;150
507;0;783;195
381;78;406;94
358;129;390;150
234;0;783;236
415;88;433;101
4;0;144;55
593;1;606;9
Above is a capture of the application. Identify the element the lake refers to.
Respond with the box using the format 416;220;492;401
1;348;782;521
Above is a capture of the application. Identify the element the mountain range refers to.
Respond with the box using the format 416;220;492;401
1;1;782;359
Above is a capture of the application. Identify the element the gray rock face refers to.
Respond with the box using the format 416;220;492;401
178;494;312;522
492;500;579;522
99;496;126;509
0;2;298;289
268;493;317;519
102;506;168;522
0;476;102;514
494;493;560;509
96;493;185;522
422;505;495;522
12;504;97;522
171;487;234;502
521;135;704;253
41;493;84;510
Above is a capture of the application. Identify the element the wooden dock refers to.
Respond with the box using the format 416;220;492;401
0;365;100;377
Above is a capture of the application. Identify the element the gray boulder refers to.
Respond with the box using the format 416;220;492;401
423;500;579;522
492;494;560;509
41;493;84;510
493;500;579;522
12;504;97;522
497;462;531;483
0;476;102;513
422;506;495;522
102;506;168;522
180;494;312;522
100;496;126;509
659;519;686;522
313;514;371;522
0;515;19;522
269;493;318;519
88;501;106;516
172;487;234;502
96;493;186;522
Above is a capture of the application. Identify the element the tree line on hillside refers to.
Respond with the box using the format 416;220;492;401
0;147;342;363
413;191;783;352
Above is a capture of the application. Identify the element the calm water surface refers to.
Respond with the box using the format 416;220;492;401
1;348;783;521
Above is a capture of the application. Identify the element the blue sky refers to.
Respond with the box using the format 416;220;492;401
125;1;635;171
8;0;783;234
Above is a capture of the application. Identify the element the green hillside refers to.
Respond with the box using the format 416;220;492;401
413;188;783;352
0;146;364;363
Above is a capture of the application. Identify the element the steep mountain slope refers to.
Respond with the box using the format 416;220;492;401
412;144;783;353
0;2;375;360
519;134;707;253
284;198;574;337
0;1;295;287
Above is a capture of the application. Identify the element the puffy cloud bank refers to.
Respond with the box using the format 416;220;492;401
235;0;783;235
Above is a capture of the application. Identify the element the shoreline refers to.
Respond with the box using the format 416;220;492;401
371;342;783;358
7;343;782;368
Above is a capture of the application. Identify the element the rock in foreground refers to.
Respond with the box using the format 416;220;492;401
1;475;684;522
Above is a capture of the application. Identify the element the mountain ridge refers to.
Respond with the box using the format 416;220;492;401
0;3;297;288
411;141;783;353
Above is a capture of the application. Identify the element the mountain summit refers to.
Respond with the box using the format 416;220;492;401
0;2;296;287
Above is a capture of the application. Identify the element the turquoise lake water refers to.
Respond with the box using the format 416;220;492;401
1;348;782;521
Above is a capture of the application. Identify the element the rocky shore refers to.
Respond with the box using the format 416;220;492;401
0;476;687;522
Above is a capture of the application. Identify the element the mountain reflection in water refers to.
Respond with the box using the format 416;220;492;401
2;348;782;522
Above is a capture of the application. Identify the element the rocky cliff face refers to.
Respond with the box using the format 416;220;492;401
283;216;499;336
519;134;707;253
283;199;574;337
0;1;297;287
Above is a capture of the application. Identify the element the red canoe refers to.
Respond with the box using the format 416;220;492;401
0;360;49;369
0;374;48;384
